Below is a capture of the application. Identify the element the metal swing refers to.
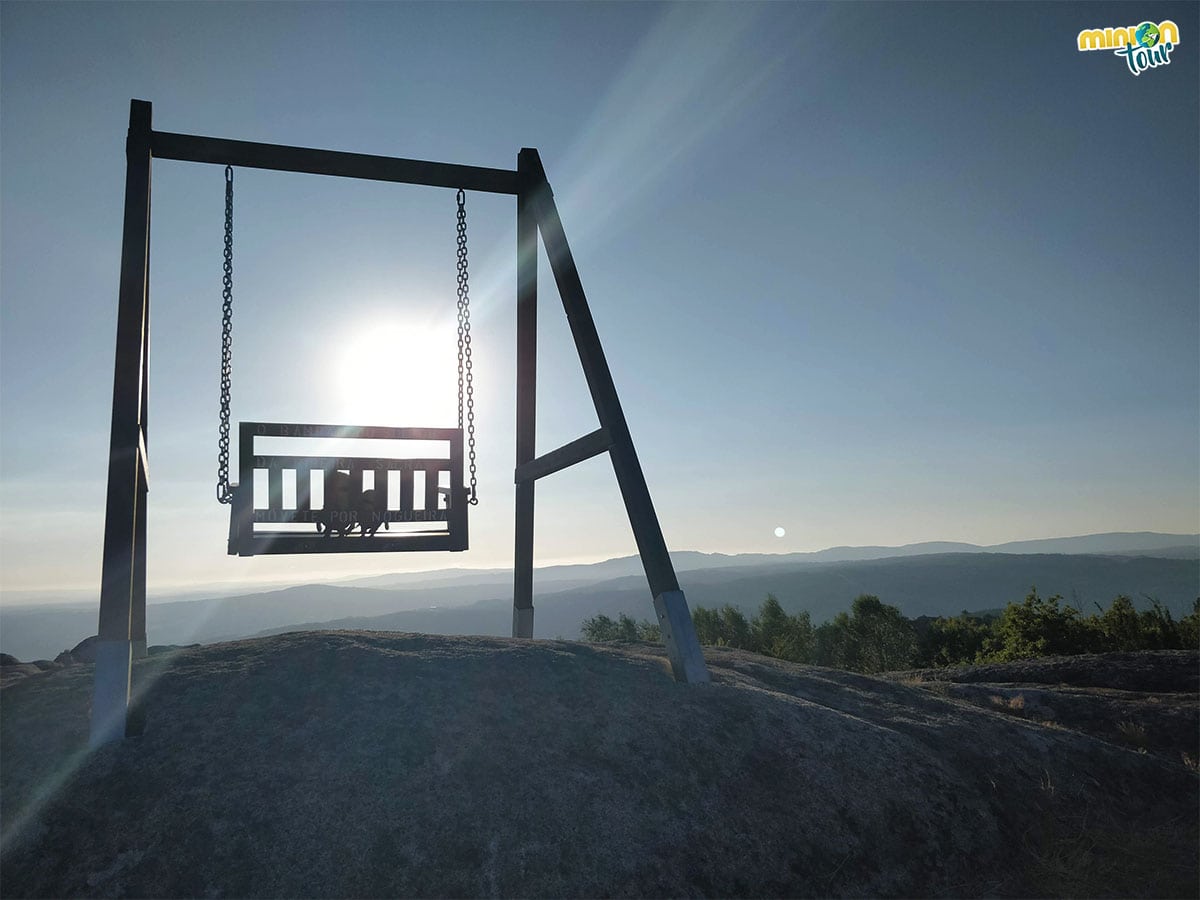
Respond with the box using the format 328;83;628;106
218;166;477;556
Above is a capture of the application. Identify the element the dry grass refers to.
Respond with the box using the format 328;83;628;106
1015;801;1197;898
989;693;1026;712
1116;719;1151;751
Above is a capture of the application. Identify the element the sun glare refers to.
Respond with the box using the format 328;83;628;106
333;319;460;427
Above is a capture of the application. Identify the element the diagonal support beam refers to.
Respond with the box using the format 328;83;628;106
514;428;611;485
523;149;709;684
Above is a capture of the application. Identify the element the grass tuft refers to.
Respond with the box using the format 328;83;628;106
1116;720;1150;751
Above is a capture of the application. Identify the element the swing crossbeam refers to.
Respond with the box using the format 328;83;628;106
152;130;519;194
228;422;467;556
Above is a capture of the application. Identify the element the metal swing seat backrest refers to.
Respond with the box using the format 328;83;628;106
227;422;468;556
218;170;477;557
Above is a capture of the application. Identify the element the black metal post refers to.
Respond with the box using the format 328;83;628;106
513;149;537;638
92;99;153;744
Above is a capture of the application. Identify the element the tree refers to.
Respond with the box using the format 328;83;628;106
982;587;1094;661
751;593;790;653
814;612;858;670
581;613;658;643
636;619;661;643
581;613;620;642
846;595;918;673
1094;595;1144;651
717;605;753;649
750;594;814;663
691;604;755;649
1179;598;1200;650
1137;599;1183;650
688;596;813;660
918;612;993;666
812;596;916;673
691;606;722;646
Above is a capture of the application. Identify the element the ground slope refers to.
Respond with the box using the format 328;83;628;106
1;634;1196;898
890;651;1199;766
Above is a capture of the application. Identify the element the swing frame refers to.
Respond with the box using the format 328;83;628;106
92;99;710;745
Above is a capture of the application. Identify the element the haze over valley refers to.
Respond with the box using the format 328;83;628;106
3;532;1195;663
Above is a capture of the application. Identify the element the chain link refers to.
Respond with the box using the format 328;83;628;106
455;189;478;504
217;166;234;504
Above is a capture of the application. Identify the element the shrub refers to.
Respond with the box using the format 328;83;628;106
917;611;993;666
581;613;658;643
813;595;917;673
981;588;1095;661
751;595;815;663
1179;599;1200;650
691;604;753;649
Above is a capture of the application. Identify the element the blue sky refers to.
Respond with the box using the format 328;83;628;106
1;1;1197;596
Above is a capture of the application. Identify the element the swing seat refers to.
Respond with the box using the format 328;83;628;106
227;422;468;556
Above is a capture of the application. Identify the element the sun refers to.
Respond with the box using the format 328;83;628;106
332;318;460;427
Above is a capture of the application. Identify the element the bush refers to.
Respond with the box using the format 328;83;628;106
583;589;1197;672
1179;599;1200;649
981;588;1097;661
581;613;659;643
1094;595;1145;651
812;595;917;673
690;596;814;663
752;595;815;663
917;611;994;667
692;604;753;650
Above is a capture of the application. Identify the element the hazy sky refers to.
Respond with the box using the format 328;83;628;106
2;1;1197;596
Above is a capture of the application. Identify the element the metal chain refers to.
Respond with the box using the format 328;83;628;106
217;166;234;504
455;189;478;504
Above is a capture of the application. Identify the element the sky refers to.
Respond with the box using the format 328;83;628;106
1;1;1197;598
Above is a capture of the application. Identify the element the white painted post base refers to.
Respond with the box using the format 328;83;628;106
90;639;132;746
513;606;534;639
654;590;710;684
131;639;147;660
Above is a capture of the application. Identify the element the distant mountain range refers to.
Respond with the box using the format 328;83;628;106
334;532;1200;590
2;532;1195;661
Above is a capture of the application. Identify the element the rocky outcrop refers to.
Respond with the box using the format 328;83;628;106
891;650;1200;766
54;634;100;666
893;649;1199;693
0;655;46;688
1;633;1196;898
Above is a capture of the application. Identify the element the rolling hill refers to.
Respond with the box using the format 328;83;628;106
2;532;1195;662
1;634;1195;896
251;551;1200;644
